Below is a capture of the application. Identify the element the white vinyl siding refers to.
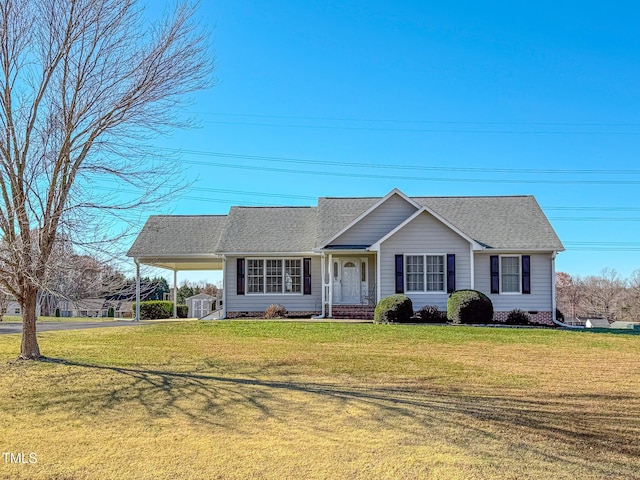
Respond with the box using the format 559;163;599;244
475;252;553;311
379;211;471;310
226;256;322;313
331;193;417;246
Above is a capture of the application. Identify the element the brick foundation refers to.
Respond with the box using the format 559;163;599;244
492;310;554;326
328;305;376;320
225;311;320;319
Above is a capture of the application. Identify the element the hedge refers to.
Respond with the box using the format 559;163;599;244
132;301;188;320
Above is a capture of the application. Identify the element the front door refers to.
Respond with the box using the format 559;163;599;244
341;261;360;304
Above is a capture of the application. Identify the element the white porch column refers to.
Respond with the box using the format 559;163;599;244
135;260;141;322
469;244;475;290
173;269;178;319
222;256;227;319
328;253;333;318
320;252;326;316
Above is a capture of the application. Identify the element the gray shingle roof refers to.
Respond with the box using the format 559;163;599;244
414;196;564;250
215;206;318;253
127;215;227;257
128;192;563;258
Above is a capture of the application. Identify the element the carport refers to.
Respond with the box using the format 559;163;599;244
126;215;227;320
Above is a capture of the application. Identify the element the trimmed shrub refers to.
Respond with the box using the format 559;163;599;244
504;309;531;325
264;304;287;319
447;290;494;324
177;305;188;318
414;305;447;323
132;301;173;320
374;295;413;324
107;307;115;318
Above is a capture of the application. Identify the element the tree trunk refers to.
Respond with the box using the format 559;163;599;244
19;291;41;360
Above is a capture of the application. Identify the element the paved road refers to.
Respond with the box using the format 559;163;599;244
0;320;155;335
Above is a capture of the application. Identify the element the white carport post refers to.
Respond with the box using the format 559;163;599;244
135;260;141;322
173;269;178;319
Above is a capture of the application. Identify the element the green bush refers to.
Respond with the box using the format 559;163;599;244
132;301;186;320
374;295;413;324
504;309;531;325
414;305;447;323
107;307;115;318
447;290;494;324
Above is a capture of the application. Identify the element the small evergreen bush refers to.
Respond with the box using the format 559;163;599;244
374;295;413;323
107;307;115;318
447;290;494;324
504;309;531;325
133;301;175;320
414;305;447;323
264;304;287;319
177;305;188;318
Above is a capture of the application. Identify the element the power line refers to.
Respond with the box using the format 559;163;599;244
199;119;640;135
159;148;640;177
190;111;640;128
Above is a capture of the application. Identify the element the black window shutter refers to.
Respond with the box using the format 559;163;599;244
303;258;312;295
395;255;404;293
490;255;499;294
522;255;531;294
237;258;245;295
447;254;456;293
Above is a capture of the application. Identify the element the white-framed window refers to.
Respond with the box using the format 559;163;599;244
405;254;445;293
247;259;264;293
247;258;302;294
500;255;521;294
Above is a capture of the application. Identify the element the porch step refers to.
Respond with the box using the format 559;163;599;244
330;305;375;320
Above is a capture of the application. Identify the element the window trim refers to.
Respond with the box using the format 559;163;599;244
246;257;304;295
404;254;446;294
499;254;522;295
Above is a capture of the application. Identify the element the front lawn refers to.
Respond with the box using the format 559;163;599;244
0;322;638;479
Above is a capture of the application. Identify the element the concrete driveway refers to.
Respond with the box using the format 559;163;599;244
0;320;157;335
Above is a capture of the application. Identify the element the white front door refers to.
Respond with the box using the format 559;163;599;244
341;261;360;304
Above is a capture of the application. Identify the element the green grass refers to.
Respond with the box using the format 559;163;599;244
1;322;639;479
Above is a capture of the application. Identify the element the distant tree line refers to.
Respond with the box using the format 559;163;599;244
556;268;640;321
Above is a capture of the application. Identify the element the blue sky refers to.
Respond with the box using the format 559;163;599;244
140;1;640;284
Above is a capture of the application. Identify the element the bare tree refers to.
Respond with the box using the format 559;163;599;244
0;0;212;359
0;287;11;321
556;272;582;320
578;268;626;321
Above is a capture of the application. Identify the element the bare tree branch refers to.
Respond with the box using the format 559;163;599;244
0;0;213;359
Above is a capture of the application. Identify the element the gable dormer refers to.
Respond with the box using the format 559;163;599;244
323;189;420;248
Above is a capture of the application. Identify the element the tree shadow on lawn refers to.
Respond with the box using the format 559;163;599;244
36;357;640;477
